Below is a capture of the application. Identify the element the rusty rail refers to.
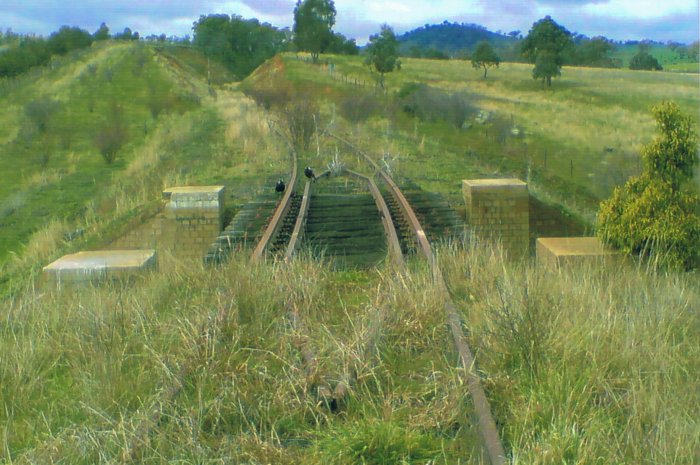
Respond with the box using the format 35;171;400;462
251;151;298;263
332;132;507;465
284;181;311;261
346;169;404;269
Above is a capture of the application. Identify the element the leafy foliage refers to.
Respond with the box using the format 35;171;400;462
24;96;62;134
327;32;359;55
598;102;700;269
568;36;618;68
629;50;663;70
47;26;93;55
93;22;110;41
365;25;401;88
193;14;289;80
94;103;129;164
521;16;573;87
471;40;501;78
0;26;98;78
293;0;336;63
397;82;475;128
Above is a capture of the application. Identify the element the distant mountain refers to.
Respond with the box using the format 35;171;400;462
397;21;520;59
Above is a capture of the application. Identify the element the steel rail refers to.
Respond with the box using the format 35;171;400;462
284;180;312;261
331;131;507;465
346;169;405;269
251;151;298;263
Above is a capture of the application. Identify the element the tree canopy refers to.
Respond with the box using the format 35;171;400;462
521;16;573;87
365;24;401;88
293;0;336;63
47;26;93;55
192;14;289;80
93;22;110;41
597;102;699;270
629;50;662;70
471;40;500;78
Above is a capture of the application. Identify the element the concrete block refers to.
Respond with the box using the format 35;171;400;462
537;237;620;270
463;178;529;258
43;250;156;285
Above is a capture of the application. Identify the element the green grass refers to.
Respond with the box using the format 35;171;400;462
270;53;699;223
610;43;698;68
1;46;699;464
441;243;700;464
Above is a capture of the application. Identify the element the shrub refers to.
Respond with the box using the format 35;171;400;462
597;102;699;269
397;82;475;128
338;91;382;123
280;97;319;154
629;51;662;71
242;76;293;110
94;104;129;164
24;96;62;134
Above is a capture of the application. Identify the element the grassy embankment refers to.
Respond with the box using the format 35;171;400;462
0;41;287;289
270;53;698;225
0;46;698;464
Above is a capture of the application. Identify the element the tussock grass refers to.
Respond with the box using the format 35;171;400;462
2;230;697;463
440;241;700;464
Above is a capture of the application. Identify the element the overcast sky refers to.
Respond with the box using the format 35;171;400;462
2;0;699;44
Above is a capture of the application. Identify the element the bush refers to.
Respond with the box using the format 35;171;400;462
242;76;293;110
338;92;382;123
94;104;129;164
597;102;699;269
397;82;475;128
280;97;319;154
24;96;62;134
629;51;662;71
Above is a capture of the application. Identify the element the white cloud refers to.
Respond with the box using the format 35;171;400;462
581;0;697;19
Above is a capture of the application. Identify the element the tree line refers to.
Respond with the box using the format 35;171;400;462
0;23;141;78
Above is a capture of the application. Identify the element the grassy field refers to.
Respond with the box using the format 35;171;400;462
610;43;699;70
0;44;698;464
266;53;698;224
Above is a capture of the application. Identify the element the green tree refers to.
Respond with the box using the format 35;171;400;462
193;14;288;80
93;22;110;41
689;41;699;61
521;16;573;87
597;102;700;270
327;32;359;55
293;0;336;63
629;50;662;70
471;40;500;78
365;24;401;88
47;26;93;55
574;36;617;67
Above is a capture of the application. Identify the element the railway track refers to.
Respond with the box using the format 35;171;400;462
160;136;505;463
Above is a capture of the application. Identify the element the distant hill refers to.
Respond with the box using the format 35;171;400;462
397;22;520;60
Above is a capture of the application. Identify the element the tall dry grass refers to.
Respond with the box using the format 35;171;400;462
440;241;699;464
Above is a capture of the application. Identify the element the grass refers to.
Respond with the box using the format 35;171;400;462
610;43;698;69
2;240;697;463
440;242;699;464
271;53;699;223
1;45;698;464
2;252;488;463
